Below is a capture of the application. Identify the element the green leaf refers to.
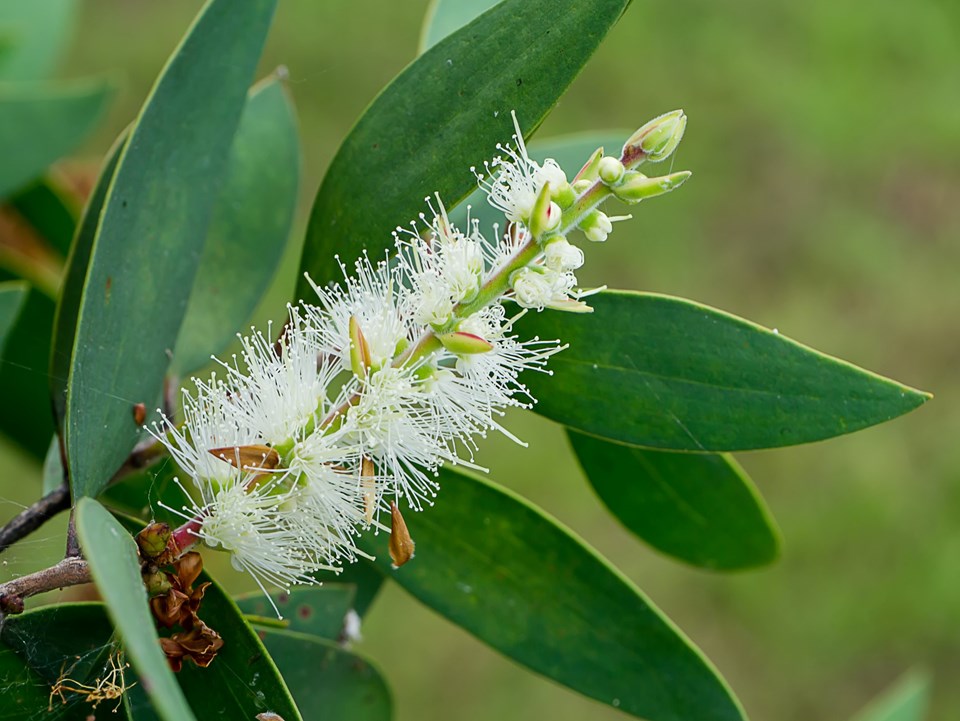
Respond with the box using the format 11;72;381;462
8;176;78;257
172;571;304;721
0;79;113;199
0;602;125;721
299;0;632;294
359;467;745;721
568;430;780;570
62;0;277;498
517;290;930;451
260;629;392;721
236;585;356;639
172;75;301;374
850;671;931;721
41;436;64;494
325;560;386;617
49;131;126;430
74;497;196;721
0;280;27;349
419;0;501;52
0;288;55;457
0;0;77;81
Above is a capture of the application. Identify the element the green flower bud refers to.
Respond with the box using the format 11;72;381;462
598;156;625;185
438;331;494;355
573;146;604;183
621;110;687;167
579;210;614;242
136;522;172;560
612;170;691;203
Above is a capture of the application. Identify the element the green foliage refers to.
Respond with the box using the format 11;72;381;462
236;585;356;639
62;0;277;498
569;430;780;569
0;80;113;199
0;281;27;349
173;572;304;721
8;178;77;257
261;630;392;721
172;76;301;375
74;498;195;721
359;467;745;721
0;0;77;82
299;0;631;292
518;290;929;451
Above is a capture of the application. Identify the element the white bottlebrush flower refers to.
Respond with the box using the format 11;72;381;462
473;111;567;224
543;237;585;272
305;253;414;372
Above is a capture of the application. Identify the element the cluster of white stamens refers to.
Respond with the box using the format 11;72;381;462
151;109;690;595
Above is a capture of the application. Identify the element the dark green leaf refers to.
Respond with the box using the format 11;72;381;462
359;467;745;721
236;585;356;639
171;571;304;721
518;290;929;451
0;602;125;721
419;0;501;52
63;0;277;498
49;131;125;429
260;629;392;721
74;497;196;721
41;436;64;494
568;430;780;570
0;79;113;198
0;0;77;81
850;671;931;721
299;0;632;294
172;76;301;374
8;176;78;256
0;280;27;348
0;288;55;457
321;560;385;617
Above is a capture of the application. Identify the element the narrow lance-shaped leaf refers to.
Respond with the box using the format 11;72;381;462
172;75;301;374
517;290;929;451
74;498;196;721
0;79;113;199
299;0;633;293
49;130;126;428
568;429;780;570
63;0;277;498
359;467;745;721
260;629;392;721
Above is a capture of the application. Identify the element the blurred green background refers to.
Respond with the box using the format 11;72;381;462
1;1;957;719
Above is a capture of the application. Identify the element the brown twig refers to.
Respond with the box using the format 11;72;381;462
0;484;71;556
0;557;91;616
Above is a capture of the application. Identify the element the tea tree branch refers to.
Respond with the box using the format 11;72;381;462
0;557;91;616
0;484;71;556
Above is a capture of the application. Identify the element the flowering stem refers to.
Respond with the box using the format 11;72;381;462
171;515;205;552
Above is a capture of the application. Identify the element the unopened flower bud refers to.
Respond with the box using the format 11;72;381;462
612;170;691;203
622;110;687;167
598;156;625;185
573;146;604;183
137;522;172;560
438;331;494;355
552;181;576;210
572;179;593;195
543;237;584;272
143;569;174;596
529;182;562;238
579;210;614;242
348;316;372;379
